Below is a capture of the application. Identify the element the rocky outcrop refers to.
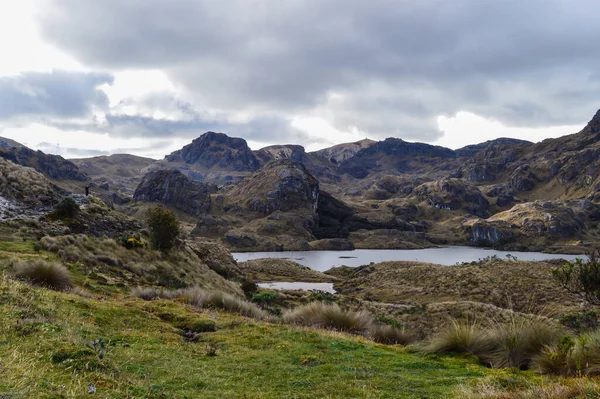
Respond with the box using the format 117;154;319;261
0;146;88;181
134;169;213;215
165;132;260;172
227;159;319;215
463;219;513;246
255;145;306;163
412;178;489;217
313;139;376;164
488;201;585;239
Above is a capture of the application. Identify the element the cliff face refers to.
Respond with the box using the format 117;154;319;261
133;169;213;215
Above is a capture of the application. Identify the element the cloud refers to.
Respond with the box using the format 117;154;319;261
0;70;113;120
36;0;600;143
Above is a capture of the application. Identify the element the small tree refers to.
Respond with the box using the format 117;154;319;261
553;248;600;305
146;207;180;252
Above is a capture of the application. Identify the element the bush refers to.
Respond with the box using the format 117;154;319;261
54;197;80;219
241;280;258;298
146;207;179;252
118;236;145;249
251;291;277;303
426;319;492;357
553;249;600;305
13;260;73;291
370;324;412;345
284;302;373;333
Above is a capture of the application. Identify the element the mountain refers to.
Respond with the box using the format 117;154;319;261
153;132;261;184
0;136;23;149
0;145;88;182
71;154;155;204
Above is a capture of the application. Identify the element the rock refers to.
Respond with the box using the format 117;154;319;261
313;139;376;164
509;165;539;191
464;220;512;246
134;169;213;215
99;182;110;190
488;201;585;239
227;159;319;215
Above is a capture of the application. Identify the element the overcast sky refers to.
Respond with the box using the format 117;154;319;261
0;0;597;159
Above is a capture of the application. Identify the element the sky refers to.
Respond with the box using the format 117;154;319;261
0;0;597;159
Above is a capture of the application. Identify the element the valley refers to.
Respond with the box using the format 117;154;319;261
3;110;600;397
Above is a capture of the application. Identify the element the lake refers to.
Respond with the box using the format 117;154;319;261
233;246;584;272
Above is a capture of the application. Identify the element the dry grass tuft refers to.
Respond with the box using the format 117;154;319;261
426;319;492;357
132;286;267;319
486;318;564;369
370;324;412;345
284;302;373;333
12;260;73;291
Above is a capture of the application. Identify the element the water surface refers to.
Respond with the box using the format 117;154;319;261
257;282;336;294
233;246;583;272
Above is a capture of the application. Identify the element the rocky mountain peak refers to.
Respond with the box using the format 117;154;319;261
165;131;260;172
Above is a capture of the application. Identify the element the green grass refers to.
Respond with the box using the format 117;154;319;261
0;240;38;254
0;275;516;399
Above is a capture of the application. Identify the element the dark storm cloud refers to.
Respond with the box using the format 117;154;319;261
38;0;600;140
0;70;113;120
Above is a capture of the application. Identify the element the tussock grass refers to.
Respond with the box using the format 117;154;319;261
534;330;600;376
428;317;564;370
426;319;492;356
12;260;73;291
284;302;373;333
370;324;412;345
132;286;267;319
486;318;564;369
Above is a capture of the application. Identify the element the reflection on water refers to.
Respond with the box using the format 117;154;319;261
234;246;584;272
257;282;336;294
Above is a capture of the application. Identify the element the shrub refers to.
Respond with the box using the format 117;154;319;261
553;249;600;305
53;197;80;219
13;260;73;291
241;280;258;298
118;236;145;249
426;319;492;357
251;291;277;303
559;311;599;333
283;302;373;333
146;207;180;252
370;324;412;345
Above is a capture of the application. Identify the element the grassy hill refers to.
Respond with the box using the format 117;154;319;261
1;240;600;398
